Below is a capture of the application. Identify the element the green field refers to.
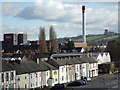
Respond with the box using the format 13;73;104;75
74;35;118;42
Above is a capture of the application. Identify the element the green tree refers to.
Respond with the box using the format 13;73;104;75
67;39;75;52
106;40;120;61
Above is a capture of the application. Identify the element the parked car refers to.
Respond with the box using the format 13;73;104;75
77;80;86;85
51;84;65;89
82;79;87;84
67;80;85;87
81;76;91;82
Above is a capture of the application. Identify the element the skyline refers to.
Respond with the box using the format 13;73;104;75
0;0;118;41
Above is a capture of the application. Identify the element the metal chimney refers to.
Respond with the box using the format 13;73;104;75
82;5;86;43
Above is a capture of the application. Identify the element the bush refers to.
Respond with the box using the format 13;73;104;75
110;67;117;73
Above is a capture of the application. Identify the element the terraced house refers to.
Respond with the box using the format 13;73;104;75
0;60;16;89
49;53;99;83
1;52;109;89
47;59;67;84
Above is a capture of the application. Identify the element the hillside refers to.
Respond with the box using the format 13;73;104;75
57;34;119;45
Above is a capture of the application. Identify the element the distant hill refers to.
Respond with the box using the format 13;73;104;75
57;33;119;45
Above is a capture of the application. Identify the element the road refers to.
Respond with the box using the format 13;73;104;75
66;74;120;90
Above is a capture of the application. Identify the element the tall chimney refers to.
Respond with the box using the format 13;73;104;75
82;5;86;43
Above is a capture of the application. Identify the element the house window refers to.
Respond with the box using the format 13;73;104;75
66;75;68;80
1;73;4;82
62;76;64;81
76;73;78;77
25;84;27;88
44;72;46;76
18;77;20;81
25;76;26;79
54;71;57;75
77;66;79;71
46;72;48;76
94;63;96;67
80;65;82;70
36;74;37;78
55;78;57;82
36;82;38;86
93;70;95;75
91;64;93;68
10;72;14;80
6;73;9;81
31;74;32;79
62;67;64;72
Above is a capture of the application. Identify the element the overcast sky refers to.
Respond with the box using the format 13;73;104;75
0;0;118;41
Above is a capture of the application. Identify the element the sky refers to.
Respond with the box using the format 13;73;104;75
0;0;119;41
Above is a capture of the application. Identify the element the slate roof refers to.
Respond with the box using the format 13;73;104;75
36;53;51;58
51;52;83;58
87;57;98;63
91;52;109;56
0;60;15;72
47;59;65;68
79;55;97;63
47;57;82;68
14;60;50;75
41;61;57;70
60;58;82;65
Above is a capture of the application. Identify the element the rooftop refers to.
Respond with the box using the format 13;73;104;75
0;60;15;72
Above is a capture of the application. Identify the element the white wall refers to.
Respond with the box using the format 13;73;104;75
59;65;67;84
0;70;16;89
81;63;87;77
16;74;29;88
29;73;36;89
16;71;42;89
52;70;58;85
34;72;42;88
89;63;98;77
75;64;81;80
103;53;111;63
94;52;111;64
45;70;50;86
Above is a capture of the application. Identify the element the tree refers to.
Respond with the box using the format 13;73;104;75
67;40;75;49
39;27;48;53
106;40;120;61
49;26;57;53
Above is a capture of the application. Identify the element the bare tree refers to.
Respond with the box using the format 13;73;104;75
39;26;48;53
49;26;57;53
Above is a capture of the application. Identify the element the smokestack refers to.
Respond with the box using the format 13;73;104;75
82;5;86;43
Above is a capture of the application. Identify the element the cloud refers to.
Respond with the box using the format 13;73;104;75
1;3;22;16
1;1;118;26
15;1;118;26
1;1;118;40
16;0;83;23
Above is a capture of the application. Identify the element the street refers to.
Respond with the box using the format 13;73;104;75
66;74;120;90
